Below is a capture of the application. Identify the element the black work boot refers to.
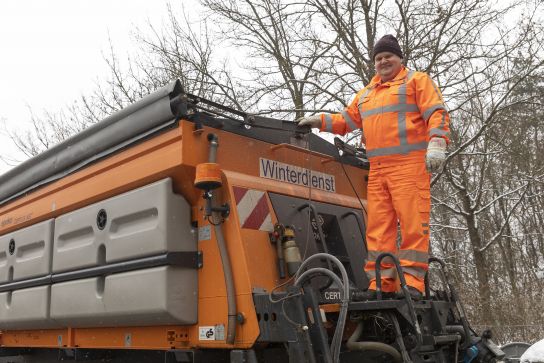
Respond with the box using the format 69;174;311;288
396;286;423;301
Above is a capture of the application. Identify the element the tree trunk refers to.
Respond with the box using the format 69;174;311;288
461;192;494;326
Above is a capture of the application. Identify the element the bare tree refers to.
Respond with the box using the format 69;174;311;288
431;20;544;331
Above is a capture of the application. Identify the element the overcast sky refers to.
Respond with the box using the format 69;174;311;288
0;0;178;174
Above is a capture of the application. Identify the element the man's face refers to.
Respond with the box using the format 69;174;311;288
374;52;403;81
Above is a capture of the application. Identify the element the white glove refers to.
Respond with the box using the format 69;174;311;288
426;137;447;173
296;114;322;128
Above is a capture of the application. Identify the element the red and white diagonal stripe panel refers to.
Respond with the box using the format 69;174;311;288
232;186;273;232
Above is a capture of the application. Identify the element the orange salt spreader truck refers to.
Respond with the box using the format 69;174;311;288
0;80;504;363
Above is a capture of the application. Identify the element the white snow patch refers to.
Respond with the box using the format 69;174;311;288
521;339;544;363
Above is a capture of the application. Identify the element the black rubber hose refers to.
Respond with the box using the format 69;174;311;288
346;322;402;363
295;253;350;363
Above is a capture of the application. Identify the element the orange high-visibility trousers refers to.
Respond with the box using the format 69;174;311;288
364;161;430;293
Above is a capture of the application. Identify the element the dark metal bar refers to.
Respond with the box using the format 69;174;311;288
190;103;242;122
301;285;332;363
186;93;247;118
433;334;461;345
0;251;201;293
388;312;413;363
52;251;200;283
348;299;403;311
0;275;52;293
424;271;431;300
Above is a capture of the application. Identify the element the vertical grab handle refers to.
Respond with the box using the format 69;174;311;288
375;252;423;346
340;211;367;248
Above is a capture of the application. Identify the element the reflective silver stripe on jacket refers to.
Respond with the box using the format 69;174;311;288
424;102;449;139
361;104;419;118
430;128;449;138
396;71;415;148
429;110;449;138
357;87;372;108
398;249;429;264
428;75;445;103
324;114;333;132
422;104;447;121
367;141;428;157
341;110;358;132
357;88;372;138
426;76;449;138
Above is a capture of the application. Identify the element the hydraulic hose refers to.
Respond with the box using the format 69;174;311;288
295;268;344;290
214;223;237;344
295;253;350;363
346;322;402;363
206;133;236;345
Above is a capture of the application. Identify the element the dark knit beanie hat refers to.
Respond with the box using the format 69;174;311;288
372;35;403;60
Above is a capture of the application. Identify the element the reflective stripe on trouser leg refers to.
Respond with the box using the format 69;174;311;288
386;162;430;292
366;267;398;280
364;168;399;293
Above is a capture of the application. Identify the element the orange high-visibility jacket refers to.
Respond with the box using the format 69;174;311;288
320;67;450;167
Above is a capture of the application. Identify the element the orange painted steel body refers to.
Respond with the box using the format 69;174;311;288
0;119;368;351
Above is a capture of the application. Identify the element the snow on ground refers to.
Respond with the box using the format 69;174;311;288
521;339;544;363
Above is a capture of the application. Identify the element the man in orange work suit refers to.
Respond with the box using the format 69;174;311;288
298;35;450;299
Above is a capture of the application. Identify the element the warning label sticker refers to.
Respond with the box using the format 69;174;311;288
199;326;216;341
232;186;273;232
